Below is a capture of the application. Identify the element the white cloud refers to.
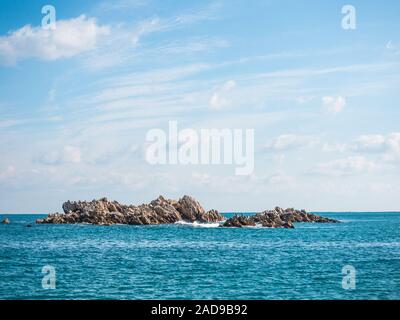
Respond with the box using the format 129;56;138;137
266;134;319;151
314;156;377;176
320;132;400;159
295;95;315;104
351;133;400;161
322;96;346;114
0;165;16;180
268;172;295;185
209;80;237;109
322;142;347;153
318;133;400;172
381;133;400;161
39;146;82;165
190;170;296;195
63;146;82;164
386;133;400;153
352;134;387;152
386;41;400;55
0;15;110;64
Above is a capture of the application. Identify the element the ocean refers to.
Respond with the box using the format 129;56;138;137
0;212;399;300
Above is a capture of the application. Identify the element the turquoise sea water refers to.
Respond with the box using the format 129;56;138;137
0;212;399;300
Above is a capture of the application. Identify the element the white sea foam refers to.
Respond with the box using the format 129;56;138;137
238;223;264;229
174;221;222;228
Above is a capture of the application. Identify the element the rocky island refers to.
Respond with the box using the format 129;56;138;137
223;207;339;228
36;195;223;226
36;195;339;228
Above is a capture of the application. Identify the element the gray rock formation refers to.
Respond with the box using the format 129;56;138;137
222;207;339;228
36;195;224;226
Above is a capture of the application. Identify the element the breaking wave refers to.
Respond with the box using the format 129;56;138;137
174;221;222;228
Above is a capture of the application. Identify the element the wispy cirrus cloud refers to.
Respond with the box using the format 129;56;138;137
81;2;224;70
96;0;148;12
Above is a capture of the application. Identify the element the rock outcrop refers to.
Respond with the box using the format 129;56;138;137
1;218;10;224
36;195;224;226
36;197;339;229
223;207;339;228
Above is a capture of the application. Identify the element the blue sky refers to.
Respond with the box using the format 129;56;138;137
1;0;400;213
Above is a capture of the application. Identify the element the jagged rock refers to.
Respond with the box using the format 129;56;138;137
223;207;339;228
174;196;224;223
223;215;256;228
201;209;224;223
2;218;10;224
36;195;224;226
174;195;205;221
